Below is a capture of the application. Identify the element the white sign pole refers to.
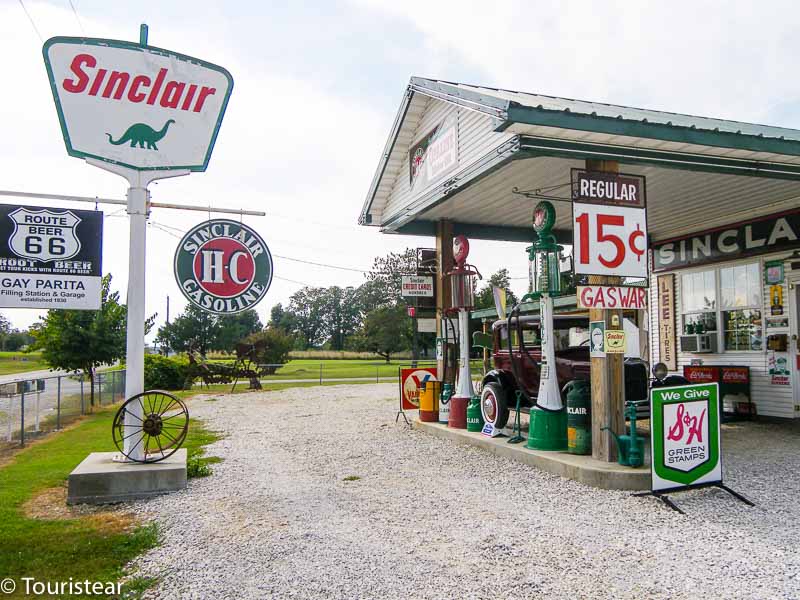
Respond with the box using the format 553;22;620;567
87;159;189;461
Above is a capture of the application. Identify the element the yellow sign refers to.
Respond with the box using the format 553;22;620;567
604;329;626;353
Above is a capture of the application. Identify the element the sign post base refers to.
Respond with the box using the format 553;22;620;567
633;482;755;515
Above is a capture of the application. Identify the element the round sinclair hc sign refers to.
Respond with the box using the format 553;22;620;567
174;220;273;315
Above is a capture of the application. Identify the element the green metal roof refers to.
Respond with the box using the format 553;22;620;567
411;77;800;156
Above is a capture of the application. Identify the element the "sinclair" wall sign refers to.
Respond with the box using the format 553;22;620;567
174;219;272;315
653;208;800;271
43;36;233;172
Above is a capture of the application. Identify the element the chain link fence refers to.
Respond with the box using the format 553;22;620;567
0;369;126;449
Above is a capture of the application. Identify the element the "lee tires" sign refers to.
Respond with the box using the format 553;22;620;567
43;37;233;172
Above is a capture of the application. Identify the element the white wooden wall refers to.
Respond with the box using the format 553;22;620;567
382;98;514;222
648;251;795;419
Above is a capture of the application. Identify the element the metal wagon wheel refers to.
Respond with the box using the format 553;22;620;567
112;390;189;463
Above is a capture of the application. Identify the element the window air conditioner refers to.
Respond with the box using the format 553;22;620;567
679;334;716;354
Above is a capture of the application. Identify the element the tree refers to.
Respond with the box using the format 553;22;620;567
29;275;137;406
239;328;293;372
364;248;417;307
268;303;297;334
155;304;221;356
321;286;361;350
474;268;519;313
288;287;328;349
216;309;263;353
358;305;410;362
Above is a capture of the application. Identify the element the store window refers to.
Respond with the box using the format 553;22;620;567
720;263;762;351
681;270;717;334
680;262;763;353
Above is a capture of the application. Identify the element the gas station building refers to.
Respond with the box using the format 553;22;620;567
360;77;800;432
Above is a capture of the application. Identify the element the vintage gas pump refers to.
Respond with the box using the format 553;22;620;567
508;201;568;450
446;235;481;429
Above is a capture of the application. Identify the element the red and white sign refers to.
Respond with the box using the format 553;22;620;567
400;368;437;410
573;202;648;279
401;275;434;297
43;37;233;172
577;285;648;310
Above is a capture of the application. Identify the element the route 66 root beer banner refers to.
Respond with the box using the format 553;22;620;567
0;205;102;310
174;219;272;315
650;382;722;492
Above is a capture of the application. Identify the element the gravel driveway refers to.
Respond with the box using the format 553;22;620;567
128;384;799;599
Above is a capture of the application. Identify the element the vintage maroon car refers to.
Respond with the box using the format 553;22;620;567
479;315;649;428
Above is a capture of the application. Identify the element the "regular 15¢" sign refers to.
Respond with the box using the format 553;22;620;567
42;36;233;172
571;169;648;279
650;382;722;492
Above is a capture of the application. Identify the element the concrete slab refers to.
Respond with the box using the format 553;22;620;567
67;449;187;505
411;420;650;491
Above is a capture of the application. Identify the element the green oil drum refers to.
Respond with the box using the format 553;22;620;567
565;380;591;455
466;395;484;432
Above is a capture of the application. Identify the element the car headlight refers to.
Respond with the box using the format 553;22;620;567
652;362;668;381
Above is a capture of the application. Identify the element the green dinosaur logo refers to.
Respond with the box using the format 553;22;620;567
105;119;175;150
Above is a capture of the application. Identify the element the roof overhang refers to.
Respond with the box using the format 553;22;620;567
361;78;800;243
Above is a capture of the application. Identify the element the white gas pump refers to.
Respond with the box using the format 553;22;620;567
446;235;481;428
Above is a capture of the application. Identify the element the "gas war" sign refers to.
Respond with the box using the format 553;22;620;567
43;37;233;172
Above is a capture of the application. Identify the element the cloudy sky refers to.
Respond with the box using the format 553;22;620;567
3;0;800;335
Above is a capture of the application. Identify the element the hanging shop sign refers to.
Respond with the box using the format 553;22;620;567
650;382;722;492
43;36;233;172
416;318;437;333
589;320;605;357
653;209;800;271
0;205;102;310
657;274;677;371
769;352;790;385
571;170;648;279
408;118;457;188
174;219;272;315
765;260;784;285
576;285;647;310
400;367;437;410
401;275;434;297
604;329;626;353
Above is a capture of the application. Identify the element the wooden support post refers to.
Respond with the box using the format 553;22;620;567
436;220;454;383
587;159;624;462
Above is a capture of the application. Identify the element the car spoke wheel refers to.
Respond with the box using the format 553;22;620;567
480;382;509;429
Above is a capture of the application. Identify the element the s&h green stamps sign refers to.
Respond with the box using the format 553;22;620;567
650;382;722;492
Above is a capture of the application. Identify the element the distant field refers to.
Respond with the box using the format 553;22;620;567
0;352;46;376
206;357;481;381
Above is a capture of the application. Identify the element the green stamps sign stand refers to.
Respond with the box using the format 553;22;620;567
635;382;754;514
174;219;273;315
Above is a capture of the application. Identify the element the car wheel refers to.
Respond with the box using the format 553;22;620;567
481;382;509;429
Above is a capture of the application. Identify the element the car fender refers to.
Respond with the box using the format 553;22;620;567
482;369;516;394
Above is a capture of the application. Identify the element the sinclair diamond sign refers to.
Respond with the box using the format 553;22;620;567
42;36;233;172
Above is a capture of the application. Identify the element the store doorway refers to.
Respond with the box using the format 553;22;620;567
790;275;800;413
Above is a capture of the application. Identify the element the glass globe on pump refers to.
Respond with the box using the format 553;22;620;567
446;235;481;429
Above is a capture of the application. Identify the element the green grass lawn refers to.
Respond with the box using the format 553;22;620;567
0;351;46;376
0;404;221;599
206;358;483;381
